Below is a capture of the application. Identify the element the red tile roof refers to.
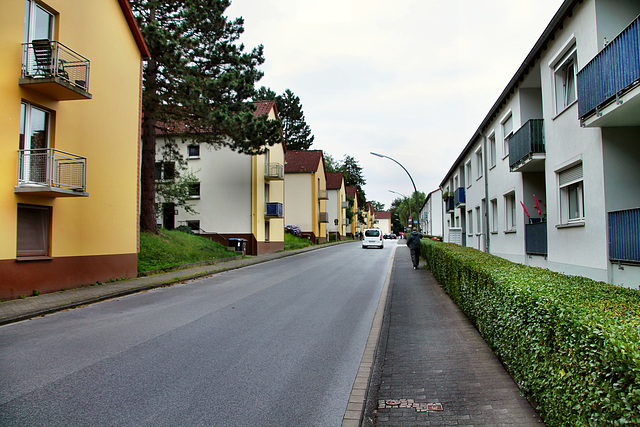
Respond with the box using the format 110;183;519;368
326;172;345;190
375;211;391;219
253;100;278;119
285;150;324;173
345;186;358;198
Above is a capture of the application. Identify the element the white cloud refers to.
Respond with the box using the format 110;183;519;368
226;0;564;209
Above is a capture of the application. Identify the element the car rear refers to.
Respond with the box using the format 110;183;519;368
362;228;384;249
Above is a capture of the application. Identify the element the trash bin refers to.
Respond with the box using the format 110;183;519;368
228;238;246;254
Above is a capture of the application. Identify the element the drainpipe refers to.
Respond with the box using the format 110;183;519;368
478;130;490;253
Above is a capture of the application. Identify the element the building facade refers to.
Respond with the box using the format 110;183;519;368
0;0;148;299
441;0;640;288
420;189;443;237
326;172;347;240
156;101;286;256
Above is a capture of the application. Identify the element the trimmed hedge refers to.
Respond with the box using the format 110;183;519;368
421;240;640;426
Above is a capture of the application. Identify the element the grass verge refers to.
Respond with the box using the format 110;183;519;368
138;229;237;273
284;233;313;250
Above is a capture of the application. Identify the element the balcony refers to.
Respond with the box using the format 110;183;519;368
265;202;283;218
341;200;349;209
577;16;640;127
454;187;465;206
264;163;283;180
609;208;640;263
444;196;454;212
20;40;91;100
525;221;547;256
318;189;328;200
319;212;329;223
509;119;545;172
15;148;88;197
343;218;350;226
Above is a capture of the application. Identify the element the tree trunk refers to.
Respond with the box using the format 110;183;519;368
139;58;159;234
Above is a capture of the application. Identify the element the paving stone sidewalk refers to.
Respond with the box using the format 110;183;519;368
363;245;545;426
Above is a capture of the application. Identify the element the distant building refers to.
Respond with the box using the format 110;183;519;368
326;172;347;240
375;211;392;234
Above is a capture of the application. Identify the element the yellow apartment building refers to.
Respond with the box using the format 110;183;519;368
0;0;149;299
284;150;328;243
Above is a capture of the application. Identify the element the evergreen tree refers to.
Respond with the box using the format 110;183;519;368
339;154;366;207
131;0;282;233
255;87;314;150
323;153;340;173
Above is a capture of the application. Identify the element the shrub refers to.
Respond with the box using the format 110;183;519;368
421;240;640;426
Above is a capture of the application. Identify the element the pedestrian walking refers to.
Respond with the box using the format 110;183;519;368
406;227;423;269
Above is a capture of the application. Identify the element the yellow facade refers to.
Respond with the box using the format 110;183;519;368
1;0;147;299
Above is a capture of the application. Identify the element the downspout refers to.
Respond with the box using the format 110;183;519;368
478;130;490;253
440;187;445;240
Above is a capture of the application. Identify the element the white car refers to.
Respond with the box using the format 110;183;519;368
362;228;384;249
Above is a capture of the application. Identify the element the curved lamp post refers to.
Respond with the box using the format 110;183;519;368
372;152;420;231
389;190;412;232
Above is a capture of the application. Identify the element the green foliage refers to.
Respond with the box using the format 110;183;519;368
138;229;236;273
284;233;313;251
255;87;314;150
421;240;640;426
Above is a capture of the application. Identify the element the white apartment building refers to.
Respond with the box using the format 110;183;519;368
441;0;640;288
420;189;443;238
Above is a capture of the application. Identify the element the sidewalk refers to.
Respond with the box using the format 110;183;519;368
363;245;545;426
0;242;341;326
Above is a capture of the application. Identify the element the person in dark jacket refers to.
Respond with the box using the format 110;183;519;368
406;228;423;269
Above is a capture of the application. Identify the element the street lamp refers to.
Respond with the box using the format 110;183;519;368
372;152;420;231
389;190;412;234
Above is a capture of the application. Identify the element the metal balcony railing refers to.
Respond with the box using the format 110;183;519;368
319;212;329;223
609;207;640;263
454;187;465;206
341;201;349;208
509;119;545;171
577;15;640;120
21;40;90;93
318;189;328;200
265;202;283;218
343;218;350;226
265;163;283;180
445;196;454;212
17;148;87;193
525;221;547;256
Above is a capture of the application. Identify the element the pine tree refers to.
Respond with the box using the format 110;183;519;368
255;87;314;150
131;0;282;233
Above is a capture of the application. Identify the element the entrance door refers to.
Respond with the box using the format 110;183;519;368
163;203;175;230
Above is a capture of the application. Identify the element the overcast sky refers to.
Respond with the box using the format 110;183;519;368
226;0;564;210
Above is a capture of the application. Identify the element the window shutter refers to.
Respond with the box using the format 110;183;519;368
559;163;583;186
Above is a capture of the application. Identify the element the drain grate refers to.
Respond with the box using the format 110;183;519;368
378;399;443;412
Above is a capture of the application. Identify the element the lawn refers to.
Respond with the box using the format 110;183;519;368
138;229;237;273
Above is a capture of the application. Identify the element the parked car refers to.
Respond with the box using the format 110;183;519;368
362;228;384;249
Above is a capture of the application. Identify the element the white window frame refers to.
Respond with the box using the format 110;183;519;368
467;210;473;237
501;113;513;159
475;146;483;180
187;144;200;159
490;198;498;233
465;161;472;188
475;205;482;236
558;162;584;225
504;191;516;232
488;132;496;168
551;40;578;116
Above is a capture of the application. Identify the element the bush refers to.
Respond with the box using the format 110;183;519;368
421;240;640;426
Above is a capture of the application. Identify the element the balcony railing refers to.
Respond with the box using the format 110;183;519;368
509;119;545;172
609;207;640;263
342;201;349;208
343;218;350;226
454;187;465;206
16;148;87;197
318;189;328;200
577;16;640;121
319;212;329;223
265;202;283;218
445;196;454;212
264;163;283;180
20;40;91;100
525;221;547;256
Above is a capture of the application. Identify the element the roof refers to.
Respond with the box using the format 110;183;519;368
440;0;579;186
285;150;324;173
326;172;345;190
375;211;391;219
253;100;278;119
117;0;150;59
345;186;358;198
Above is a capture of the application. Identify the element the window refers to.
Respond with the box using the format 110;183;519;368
502;114;513;158
154;162;175;181
476;206;481;235
554;46;577;115
186;220;200;232
488;133;496;168
467;210;473;236
187;145;200;158
475;147;483;179
505;192;516;231
19;102;50;183
453;175;459;190
558;163;584;224
17;204;51;257
490;198;498;233
24;0;54;43
188;182;200;199
465;161;472;188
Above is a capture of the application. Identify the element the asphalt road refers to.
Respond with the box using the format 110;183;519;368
0;240;396;426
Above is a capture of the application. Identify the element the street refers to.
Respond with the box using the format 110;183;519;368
0;240;396;426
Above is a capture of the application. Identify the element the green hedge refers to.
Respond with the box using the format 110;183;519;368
421;240;640;426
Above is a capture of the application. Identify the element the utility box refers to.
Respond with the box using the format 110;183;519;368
228;238;246;254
